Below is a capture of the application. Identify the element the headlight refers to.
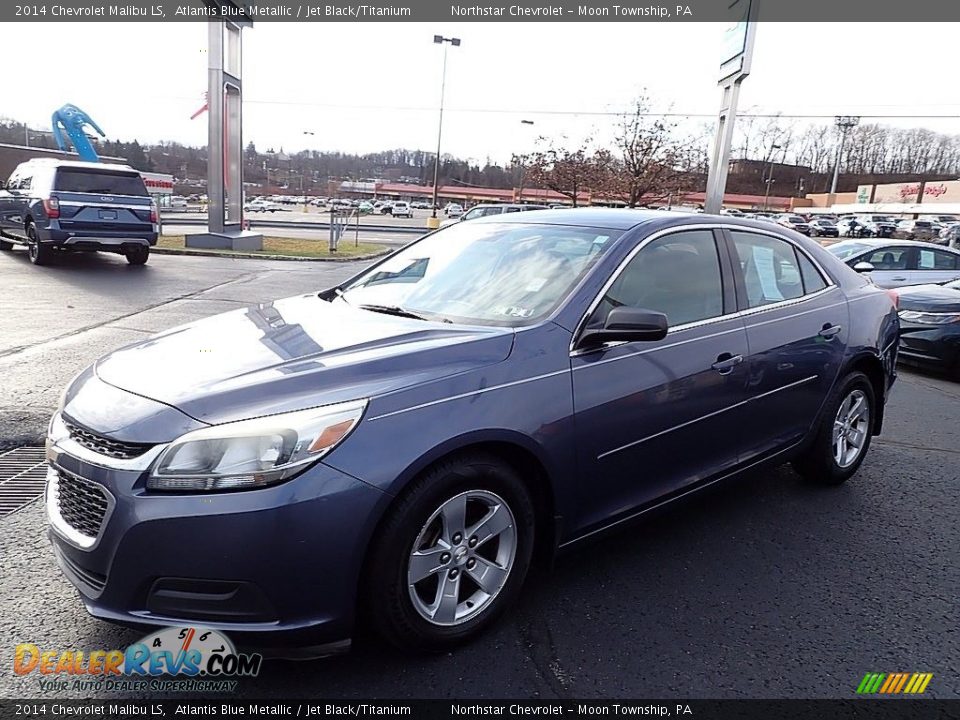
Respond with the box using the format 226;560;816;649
898;310;960;325
147;399;367;492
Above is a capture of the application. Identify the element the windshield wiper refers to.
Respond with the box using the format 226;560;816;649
357;304;451;323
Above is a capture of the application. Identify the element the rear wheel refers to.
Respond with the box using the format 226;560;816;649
793;371;875;485
26;224;53;266
364;453;535;652
125;246;149;265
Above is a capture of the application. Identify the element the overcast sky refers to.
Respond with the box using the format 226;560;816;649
3;22;959;163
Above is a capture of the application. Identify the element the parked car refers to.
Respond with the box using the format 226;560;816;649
858;215;898;238
921;214;959;226
357;201;375;214
894;278;960;376
894;219;938;241
776;214;812;235
244;200;281;213
939;224;960;249
827;239;960;288
0;158;157;266
445;203;464;218
410;201;431;210
167;196;188;211
459;204;551;222
808;218;839;238
390;201;413;218
47;210;898;653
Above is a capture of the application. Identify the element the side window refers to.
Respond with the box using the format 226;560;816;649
797;251;828;294
19;175;33;191
863;247;910;270
6;172;21;191
919;249;957;270
730;231;804;308
588;230;724;328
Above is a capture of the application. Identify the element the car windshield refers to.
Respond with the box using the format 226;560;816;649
816;219;836;226
788;216;806;223
54;169;148;196
338;222;620;326
873;216;894;223
828;242;873;260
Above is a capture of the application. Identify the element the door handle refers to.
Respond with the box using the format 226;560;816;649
712;353;744;374
818;324;842;339
890;276;907;281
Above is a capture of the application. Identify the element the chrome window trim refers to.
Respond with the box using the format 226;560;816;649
569;223;839;355
596;374;819;461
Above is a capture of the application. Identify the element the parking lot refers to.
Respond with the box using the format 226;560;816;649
0;249;957;699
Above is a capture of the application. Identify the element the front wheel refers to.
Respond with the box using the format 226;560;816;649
793;371;875;485
125;246;149;265
364;453;535;652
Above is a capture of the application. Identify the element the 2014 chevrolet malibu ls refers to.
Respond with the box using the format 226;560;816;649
46;210;899;653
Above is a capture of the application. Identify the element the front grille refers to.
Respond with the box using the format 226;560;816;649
54;469;109;540
64;418;153;460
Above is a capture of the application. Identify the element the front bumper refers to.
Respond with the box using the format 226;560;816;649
45;438;388;650
897;323;960;371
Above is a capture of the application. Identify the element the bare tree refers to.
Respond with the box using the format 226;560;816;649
524;138;611;207
602;95;702;207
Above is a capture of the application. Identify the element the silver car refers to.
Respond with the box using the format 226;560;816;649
827;239;960;288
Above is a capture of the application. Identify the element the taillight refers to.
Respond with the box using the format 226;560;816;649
885;289;899;309
43;197;60;219
149;201;158;223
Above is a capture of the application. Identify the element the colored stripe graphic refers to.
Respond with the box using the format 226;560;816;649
858;672;932;694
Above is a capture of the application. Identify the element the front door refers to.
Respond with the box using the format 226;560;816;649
570;228;749;535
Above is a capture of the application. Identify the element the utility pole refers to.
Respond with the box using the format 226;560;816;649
763;143;781;210
830;116;860;194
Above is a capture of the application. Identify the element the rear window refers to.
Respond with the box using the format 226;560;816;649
54;169;148;196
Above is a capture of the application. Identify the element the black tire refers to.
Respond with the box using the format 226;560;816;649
364;452;535;652
0;238;12;251
793;371;876;486
125;246;149;265
26;224;53;266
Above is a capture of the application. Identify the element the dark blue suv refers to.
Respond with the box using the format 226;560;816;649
0;158;157;266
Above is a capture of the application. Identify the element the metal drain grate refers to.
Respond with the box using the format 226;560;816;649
0;447;47;516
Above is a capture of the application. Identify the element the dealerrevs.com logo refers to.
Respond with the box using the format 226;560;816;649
14;626;262;693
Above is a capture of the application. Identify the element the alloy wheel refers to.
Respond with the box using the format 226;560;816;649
407;490;517;627
833;389;870;468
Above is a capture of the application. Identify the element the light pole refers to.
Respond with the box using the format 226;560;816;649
516;119;535;203
763;143;782;211
830;116;860;195
429;35;461;228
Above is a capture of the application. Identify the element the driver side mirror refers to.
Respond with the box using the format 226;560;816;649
852;261;875;273
577;306;669;349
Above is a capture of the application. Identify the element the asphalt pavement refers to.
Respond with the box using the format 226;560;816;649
0;247;957;699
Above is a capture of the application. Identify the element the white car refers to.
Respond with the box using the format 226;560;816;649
167;196;188;210
244;200;281;213
445;203;464;218
391;201;412;218
827;239;960;288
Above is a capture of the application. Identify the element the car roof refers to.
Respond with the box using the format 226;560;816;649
470;207;821;233
19;158;138;173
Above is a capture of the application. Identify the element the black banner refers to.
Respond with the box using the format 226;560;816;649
0;700;958;720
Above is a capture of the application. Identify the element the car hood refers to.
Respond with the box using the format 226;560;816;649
897;284;960;313
95;294;514;427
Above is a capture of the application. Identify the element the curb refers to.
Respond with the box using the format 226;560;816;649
152;246;394;263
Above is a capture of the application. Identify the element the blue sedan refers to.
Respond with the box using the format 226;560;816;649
46;210;899;653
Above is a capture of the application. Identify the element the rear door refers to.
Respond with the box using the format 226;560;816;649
724;229;847;461
53;168;153;237
912;246;960;284
0;169;31;238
